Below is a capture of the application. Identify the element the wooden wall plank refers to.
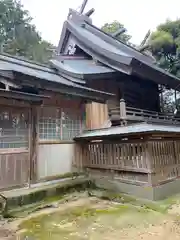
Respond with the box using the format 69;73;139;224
85;102;109;130
0;152;29;190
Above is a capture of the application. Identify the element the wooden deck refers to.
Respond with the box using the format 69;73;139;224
109;106;180;125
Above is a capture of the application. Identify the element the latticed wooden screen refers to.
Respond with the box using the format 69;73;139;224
0;107;29;149
39;106;84;141
74;137;180;186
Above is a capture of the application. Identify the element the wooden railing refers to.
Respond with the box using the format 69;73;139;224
109;101;180;124
74;139;180;186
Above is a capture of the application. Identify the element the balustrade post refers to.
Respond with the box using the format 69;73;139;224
120;98;127;126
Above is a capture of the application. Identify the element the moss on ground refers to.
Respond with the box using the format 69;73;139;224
19;196;165;240
89;190;168;213
10;187;176;219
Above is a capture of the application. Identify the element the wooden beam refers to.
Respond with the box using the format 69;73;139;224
85;8;95;17
0;77;21;89
79;0;88;14
0;89;48;102
112;28;126;38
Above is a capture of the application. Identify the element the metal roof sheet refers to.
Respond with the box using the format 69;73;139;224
0;54;114;99
0;54;54;73
75;24;130;57
50;59;115;79
57;13;180;85
68;21;132;64
86;22;154;65
75;122;180;139
0;59;73;86
74;21;180;82
55;59;115;74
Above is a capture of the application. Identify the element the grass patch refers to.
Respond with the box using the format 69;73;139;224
89;189;169;213
19;203;138;230
19;199;161;240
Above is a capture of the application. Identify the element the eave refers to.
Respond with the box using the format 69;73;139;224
74;122;180;141
15;73;114;103
0;89;49;103
131;59;180;91
49;58;118;81
0;54;114;103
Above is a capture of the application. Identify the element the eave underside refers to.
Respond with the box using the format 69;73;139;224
0;89;49;103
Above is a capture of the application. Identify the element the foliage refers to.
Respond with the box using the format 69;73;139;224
148;19;180;112
0;0;54;63
101;20;131;43
149;19;180;77
161;89;175;113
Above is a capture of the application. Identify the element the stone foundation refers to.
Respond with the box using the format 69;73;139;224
90;170;180;201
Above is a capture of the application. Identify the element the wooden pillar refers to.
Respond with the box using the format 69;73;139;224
85;101;109;130
160;85;164;112
175;90;177;109
120;99;127;125
146;141;154;186
29;104;39;182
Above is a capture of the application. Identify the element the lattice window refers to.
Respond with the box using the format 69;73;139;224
0;107;29;149
39;107;84;141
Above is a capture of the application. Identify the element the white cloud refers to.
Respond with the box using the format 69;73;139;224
21;0;180;46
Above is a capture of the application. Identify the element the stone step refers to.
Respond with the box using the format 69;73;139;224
0;177;91;215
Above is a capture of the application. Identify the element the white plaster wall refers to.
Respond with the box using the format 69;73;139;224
37;143;74;180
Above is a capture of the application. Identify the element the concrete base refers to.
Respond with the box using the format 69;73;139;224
0;178;90;212
153;179;180;200
94;178;180;201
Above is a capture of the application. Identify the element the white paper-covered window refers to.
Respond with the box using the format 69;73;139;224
0;108;29;149
39;107;84;141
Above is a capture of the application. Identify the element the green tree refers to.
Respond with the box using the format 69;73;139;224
148;20;180;113
149;19;180;77
0;0;54;63
101;21;131;43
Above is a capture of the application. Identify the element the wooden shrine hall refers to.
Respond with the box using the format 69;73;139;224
52;1;180;200
0;0;180;200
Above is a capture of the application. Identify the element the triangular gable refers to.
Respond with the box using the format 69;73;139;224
56;7;180;90
57;9;153;65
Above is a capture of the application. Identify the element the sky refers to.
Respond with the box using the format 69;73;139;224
21;0;180;46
